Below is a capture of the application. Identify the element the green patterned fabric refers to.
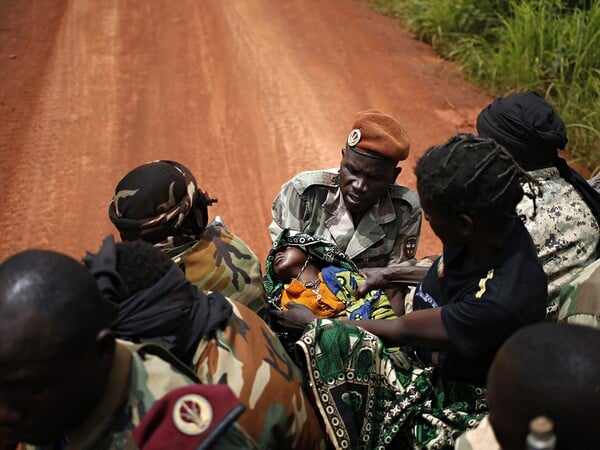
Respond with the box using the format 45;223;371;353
296;320;487;450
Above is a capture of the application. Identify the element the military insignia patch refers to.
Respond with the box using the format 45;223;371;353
437;255;445;278
403;236;417;258
172;394;213;436
347;128;361;147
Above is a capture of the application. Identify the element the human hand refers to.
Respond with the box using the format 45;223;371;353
271;302;316;331
356;267;389;298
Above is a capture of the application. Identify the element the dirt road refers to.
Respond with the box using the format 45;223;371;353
0;0;491;264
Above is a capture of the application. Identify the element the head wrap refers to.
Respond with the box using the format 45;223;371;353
109;160;217;249
477;92;600;252
263;229;357;310
476;92;568;166
346;109;410;162
84;235;232;365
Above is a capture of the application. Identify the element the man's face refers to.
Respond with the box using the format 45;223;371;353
419;197;464;247
339;148;399;218
0;309;104;445
273;246;307;282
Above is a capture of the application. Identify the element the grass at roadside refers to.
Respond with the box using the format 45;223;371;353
368;0;600;175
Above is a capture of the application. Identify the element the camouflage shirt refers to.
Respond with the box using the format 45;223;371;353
518;167;600;316
269;169;422;268
169;219;267;317
193;299;326;450
558;257;600;329
25;341;256;450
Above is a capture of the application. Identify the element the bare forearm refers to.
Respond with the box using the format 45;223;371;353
352;309;454;351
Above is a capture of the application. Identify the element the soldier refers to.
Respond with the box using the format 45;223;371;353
109;160;267;318
270;109;428;302
477;92;600;317
84;237;326;449
0;249;253;449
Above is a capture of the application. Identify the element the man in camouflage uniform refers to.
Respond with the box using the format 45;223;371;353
477;92;600;317
109;160;267;318
270;110;425;293
0;249;256;450
85;237;326;449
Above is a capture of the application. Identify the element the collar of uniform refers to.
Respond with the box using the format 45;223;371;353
65;341;133;450
324;186;397;224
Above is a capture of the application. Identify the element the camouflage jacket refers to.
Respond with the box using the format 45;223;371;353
193;299;326;450
558;258;600;329
168;219;267;317
25;341;257;450
518;167;600;316
269;169;422;268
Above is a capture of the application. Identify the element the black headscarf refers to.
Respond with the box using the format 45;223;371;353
477;92;600;247
84;235;232;366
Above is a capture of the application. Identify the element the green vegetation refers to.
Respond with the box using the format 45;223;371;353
369;0;600;174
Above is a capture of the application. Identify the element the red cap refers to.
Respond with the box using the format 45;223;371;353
133;384;245;450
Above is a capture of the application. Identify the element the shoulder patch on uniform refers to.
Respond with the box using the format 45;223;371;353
404;235;418;258
290;169;339;194
437;255;445;278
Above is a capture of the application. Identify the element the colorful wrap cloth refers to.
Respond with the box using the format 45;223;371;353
296;319;487;450
264;229;396;321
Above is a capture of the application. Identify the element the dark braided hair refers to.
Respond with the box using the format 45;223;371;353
115;240;174;298
415;134;538;228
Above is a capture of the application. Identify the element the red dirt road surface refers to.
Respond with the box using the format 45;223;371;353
0;0;492;264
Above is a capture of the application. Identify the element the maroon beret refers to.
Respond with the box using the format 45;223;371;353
346;109;410;162
133;384;245;450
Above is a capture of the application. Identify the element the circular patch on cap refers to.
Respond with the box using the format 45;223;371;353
172;394;213;436
347;128;361;147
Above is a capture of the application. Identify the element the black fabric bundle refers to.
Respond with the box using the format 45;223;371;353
84;235;232;365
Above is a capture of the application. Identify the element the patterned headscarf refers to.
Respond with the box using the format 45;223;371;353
109;160;217;251
263;229;357;310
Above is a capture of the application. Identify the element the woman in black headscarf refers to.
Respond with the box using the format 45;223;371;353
476;91;600;318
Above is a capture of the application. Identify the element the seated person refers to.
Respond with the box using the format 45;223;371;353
265;229;399;320
109;159;267;317
456;322;600;450
476;92;600;317
0;249;249;450
557;257;600;329
84;236;325;450
273;134;548;449
270;109;429;302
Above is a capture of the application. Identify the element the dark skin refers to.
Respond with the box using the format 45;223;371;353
273;194;519;351
0;303;114;445
339;147;431;298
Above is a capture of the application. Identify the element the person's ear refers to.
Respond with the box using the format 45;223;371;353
95;328;116;361
458;213;474;237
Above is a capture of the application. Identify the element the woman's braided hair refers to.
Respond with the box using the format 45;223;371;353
415;134;538;227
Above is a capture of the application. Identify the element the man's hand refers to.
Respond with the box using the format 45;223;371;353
271;302;316;331
356;267;389;298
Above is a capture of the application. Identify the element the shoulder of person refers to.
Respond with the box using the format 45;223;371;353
286;169;339;194
388;184;420;209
